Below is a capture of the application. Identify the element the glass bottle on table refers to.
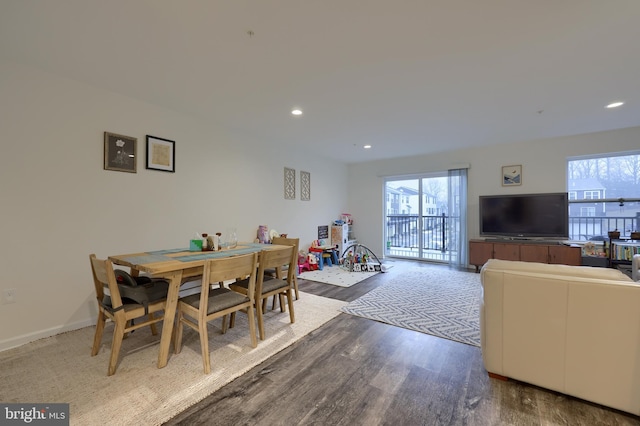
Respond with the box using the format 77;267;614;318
226;228;238;249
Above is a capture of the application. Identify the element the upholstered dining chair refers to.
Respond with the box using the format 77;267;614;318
268;236;300;300
89;254;167;376
229;246;295;341
173;252;259;374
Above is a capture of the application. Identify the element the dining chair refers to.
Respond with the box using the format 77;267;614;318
229;246;295;341
89;254;167;376
268;236;300;300
173;252;258;374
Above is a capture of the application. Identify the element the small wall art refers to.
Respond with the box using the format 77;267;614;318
300;170;311;201
146;135;175;172
104;131;137;173
502;165;522;186
284;167;296;199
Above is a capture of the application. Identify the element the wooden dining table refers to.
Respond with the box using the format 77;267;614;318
109;242;284;368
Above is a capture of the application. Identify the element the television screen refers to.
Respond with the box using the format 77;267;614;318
479;192;569;239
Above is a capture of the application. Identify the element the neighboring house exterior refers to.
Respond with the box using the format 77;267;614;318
386;185;442;217
567;177;640;239
567;178;607;217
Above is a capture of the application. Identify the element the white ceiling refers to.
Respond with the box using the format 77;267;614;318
2;1;639;164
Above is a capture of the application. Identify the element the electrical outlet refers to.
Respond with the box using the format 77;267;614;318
2;288;16;304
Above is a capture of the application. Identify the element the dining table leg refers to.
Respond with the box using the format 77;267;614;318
157;270;183;368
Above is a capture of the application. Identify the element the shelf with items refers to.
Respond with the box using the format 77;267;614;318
607;238;639;279
579;240;608;267
608;239;640;265
332;214;356;257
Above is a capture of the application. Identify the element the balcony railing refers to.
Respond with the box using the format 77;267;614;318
386;214;448;253
385;213;640;258
568;213;640;240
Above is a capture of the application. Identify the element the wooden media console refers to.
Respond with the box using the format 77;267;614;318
469;239;581;272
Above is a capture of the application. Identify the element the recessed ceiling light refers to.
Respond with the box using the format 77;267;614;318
291;109;303;116
363;145;372;149
606;101;624;108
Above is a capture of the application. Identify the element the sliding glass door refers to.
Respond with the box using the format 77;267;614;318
384;170;467;266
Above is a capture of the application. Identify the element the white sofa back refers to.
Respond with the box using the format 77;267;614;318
480;259;640;415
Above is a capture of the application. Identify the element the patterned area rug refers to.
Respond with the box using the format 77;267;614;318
298;267;379;287
341;267;481;346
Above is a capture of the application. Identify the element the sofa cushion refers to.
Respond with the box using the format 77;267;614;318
482;259;632;282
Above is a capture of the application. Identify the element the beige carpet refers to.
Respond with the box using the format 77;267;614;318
0;292;347;426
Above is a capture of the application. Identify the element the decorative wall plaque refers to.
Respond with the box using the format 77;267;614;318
301;170;311;201
284;167;296;199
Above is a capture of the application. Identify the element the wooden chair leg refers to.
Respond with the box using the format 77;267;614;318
286;290;295;323
199;322;211;374
279;293;286;312
256;300;266;341
108;320;126;376
247;305;258;348
124;320;133;339
292;274;299;300
91;310;106;356
148;313;158;335
222;314;234;334
173;308;184;354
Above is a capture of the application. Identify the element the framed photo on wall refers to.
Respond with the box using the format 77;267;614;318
502;165;522;186
146;135;175;172
104;131;137;173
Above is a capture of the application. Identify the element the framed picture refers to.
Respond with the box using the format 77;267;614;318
146;135;175;172
104;132;137;173
502;165;522;186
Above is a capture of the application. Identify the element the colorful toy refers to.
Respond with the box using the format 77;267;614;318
307;252;319;271
298;251;311;273
340;243;385;272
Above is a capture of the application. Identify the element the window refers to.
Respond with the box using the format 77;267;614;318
567;152;640;240
584;191;600;200
580;207;595;217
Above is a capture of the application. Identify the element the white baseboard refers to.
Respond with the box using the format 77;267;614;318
0;319;95;353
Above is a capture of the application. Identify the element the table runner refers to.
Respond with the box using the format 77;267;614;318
174;245;264;262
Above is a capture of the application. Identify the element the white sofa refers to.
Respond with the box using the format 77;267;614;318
480;259;640;415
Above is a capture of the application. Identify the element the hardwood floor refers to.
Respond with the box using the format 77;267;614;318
165;260;640;426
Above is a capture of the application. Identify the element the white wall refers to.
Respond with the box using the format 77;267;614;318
348;126;640;256
0;60;349;350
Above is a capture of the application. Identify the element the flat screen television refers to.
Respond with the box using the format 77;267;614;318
479;192;569;239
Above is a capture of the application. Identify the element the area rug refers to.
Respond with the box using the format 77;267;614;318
298;266;379;287
0;292;347;426
341;267;481;346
